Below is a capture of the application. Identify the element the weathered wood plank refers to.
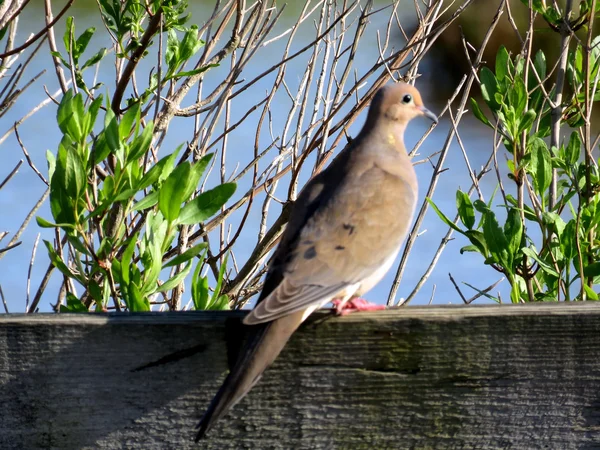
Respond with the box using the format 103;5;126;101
1;303;600;449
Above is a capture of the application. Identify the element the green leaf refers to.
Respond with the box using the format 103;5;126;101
192;274;210;310
113;188;138;202
88;279;103;303
177;183;236;225
119;102;140;140
533;50;546;81
63;16;74;54
473;199;489;214
518;109;536;134
61;293;89;313
159;162;191;222
57;91;85;142
166;64;218;80
426;198;463;233
54;143;85;200
49;183;75;226
166;28;180;71
543;6;562;27
528;137;552;197
566;131;581;166
504;208;523;263
128;121;154;162
560;220;577;260
480;67;500;111
536;110;552;138
210;253;229;306
179;25;203;60
50;52;69;67
119;232;138;286
81;47;107;70
92;133;111;164
456;190;475;229
36;216;76;229
542;212;566;237
163;242;208;268
71;93;85;140
482;210;510;269
155;261;193;293
583;284;599;301
464;229;488;256
522;247;560;277
46;150;56;181
495;46;510;83
514;55;525;77
510;278;523;304
470;98;492;127
104;110;121;154
158;144;184;183
212;294;230;310
75;27;96;58
44;240;84;284
125;282;150;312
84;95;103;137
584;262;600;278
527;0;545;14
57;89;74;136
133;190;159;211
137;149;180;191
140;213;167;292
180;153;214;202
510;76;527;116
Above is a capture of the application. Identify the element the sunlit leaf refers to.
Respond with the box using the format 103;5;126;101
163;243;208;268
456;190;475;230
177;183;236;225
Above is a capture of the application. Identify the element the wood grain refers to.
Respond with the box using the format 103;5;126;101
1;303;600;449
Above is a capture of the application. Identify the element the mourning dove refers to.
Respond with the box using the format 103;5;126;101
196;82;437;440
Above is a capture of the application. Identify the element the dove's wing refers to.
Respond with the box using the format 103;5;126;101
245;146;416;325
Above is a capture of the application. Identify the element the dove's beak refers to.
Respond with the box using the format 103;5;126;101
418;106;438;123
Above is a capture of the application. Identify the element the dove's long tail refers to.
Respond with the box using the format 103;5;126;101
195;311;305;440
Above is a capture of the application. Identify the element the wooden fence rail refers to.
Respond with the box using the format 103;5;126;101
1;303;600;449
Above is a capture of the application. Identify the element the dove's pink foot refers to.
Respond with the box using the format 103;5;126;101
331;297;387;316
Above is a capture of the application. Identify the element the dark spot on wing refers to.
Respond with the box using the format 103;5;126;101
343;223;355;235
304;246;317;259
335;245;345;250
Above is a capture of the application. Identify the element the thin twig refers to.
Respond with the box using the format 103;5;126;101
0;160;23;191
14;125;48;185
448;273;468;304
26;234;41;312
0;0;74;59
464;277;505;304
0;284;8;313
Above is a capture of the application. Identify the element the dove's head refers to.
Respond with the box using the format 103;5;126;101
369;82;438;127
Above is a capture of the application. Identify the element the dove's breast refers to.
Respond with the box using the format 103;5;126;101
301;159;417;288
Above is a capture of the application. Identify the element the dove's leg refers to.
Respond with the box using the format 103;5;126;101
331;297;386;316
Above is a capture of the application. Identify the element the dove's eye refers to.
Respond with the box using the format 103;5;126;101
402;94;413;104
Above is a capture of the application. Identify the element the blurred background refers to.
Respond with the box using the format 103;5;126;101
0;0;581;312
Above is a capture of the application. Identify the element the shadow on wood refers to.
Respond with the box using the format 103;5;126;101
1;303;600;449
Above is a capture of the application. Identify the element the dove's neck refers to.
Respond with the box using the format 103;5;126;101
365;122;409;154
385;124;407;151
358;123;416;183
